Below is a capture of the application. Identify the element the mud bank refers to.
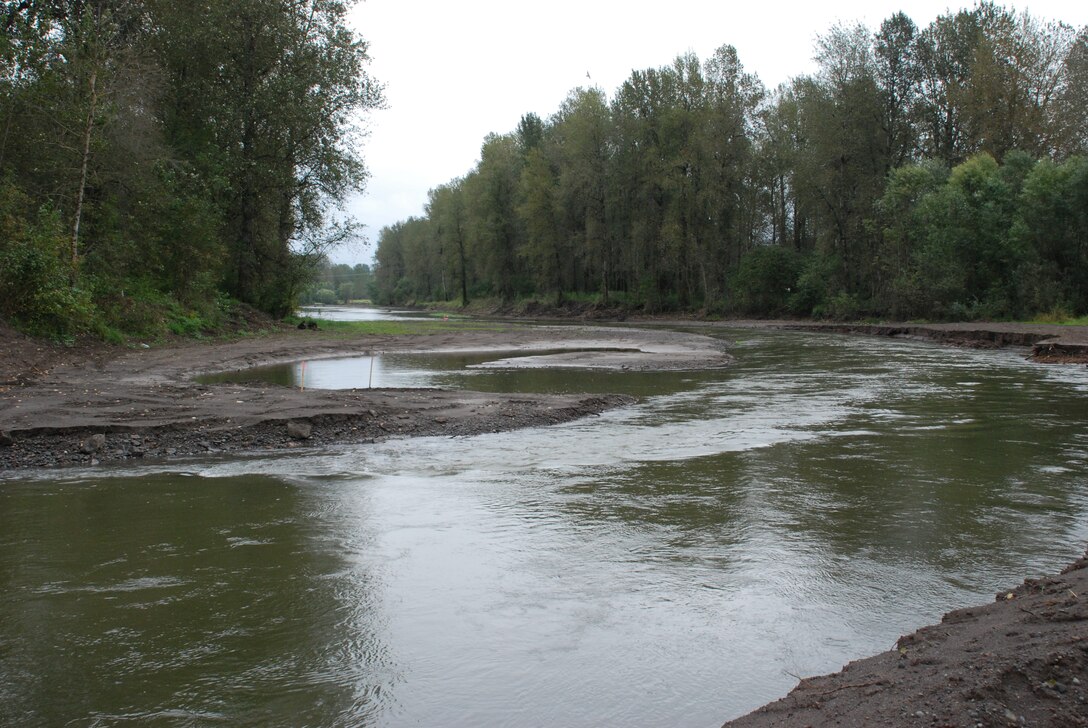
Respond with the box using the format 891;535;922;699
724;550;1088;727
0;389;633;471
0;323;728;473
767;321;1088;362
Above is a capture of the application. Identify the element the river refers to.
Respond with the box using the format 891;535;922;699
2;312;1087;726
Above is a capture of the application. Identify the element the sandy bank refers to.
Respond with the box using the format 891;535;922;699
612;318;1088;363
0;323;730;472
763;321;1088;362
724;550;1088;727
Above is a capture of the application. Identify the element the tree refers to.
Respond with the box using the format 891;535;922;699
1055;29;1088;155
963;5;1075;158
427;180;472;304
465;134;523;302
152;0;382;315
1013;156;1088;312
875;12;922;170
552;87;611;299
518;147;565;304
916;8;983;163
697;45;764;304
801;23;888;301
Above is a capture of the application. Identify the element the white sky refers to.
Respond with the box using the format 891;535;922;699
336;0;1087;265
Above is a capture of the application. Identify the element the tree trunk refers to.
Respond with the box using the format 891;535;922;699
71;67;98;285
457;230;469;305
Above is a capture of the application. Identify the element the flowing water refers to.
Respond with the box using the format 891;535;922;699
3;317;1088;727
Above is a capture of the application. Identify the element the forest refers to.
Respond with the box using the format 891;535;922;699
372;3;1088;321
0;0;380;338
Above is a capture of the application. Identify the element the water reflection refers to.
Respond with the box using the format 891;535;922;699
3;329;1088;726
0;474;396;726
199;354;437;390
297;304;433;322
198;349;697;396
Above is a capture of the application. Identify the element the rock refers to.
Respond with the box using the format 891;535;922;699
286;420;312;440
80;433;106;454
0;430;13;447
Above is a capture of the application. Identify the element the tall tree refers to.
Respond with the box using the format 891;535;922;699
465;134;523;302
875;12;922;170
152;0;382;315
916;8;982;163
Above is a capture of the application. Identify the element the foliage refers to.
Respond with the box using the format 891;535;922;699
0;181;95;337
372;3;1088;321
0;0;381;337
729;246;802;316
297;260;373;304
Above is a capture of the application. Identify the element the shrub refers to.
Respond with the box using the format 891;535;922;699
0;182;95;337
728;246;803;316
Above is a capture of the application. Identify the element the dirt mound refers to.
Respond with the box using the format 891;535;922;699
0;321;113;386
724;551;1088;727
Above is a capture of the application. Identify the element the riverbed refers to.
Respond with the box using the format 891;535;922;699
2;315;1087;726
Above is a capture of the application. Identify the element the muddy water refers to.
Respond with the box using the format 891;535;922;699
3;328;1088;727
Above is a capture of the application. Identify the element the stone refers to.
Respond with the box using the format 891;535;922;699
80;433;106;454
286;420;312;440
0;430;13;447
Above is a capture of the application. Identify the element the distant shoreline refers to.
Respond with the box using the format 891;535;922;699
444;302;1088;361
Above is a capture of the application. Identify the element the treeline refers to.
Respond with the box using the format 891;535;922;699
373;3;1088;320
0;0;380;338
299;261;373;304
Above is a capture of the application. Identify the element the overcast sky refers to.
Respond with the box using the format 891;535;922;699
336;0;1087;265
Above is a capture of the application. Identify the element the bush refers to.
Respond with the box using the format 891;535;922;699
0;182;96;337
787;253;839;316
817;292;862;320
313;288;338;304
729;246;802;316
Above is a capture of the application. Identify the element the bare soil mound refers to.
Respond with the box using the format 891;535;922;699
725;552;1088;727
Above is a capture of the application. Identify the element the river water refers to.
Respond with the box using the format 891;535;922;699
3;315;1088;727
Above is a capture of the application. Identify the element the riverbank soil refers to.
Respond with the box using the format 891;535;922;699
476;299;1088;362
0;322;730;471
762;321;1088;363
724;551;1088;727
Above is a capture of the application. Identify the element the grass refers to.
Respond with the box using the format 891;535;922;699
1030;315;1088;326
1027;308;1088;326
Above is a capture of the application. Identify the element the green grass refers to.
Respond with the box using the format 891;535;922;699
1028;315;1088;326
1027;307;1088;325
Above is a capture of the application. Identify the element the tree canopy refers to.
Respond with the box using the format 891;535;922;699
1;0;381;336
372;3;1087;321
